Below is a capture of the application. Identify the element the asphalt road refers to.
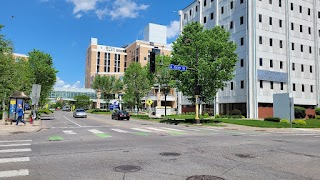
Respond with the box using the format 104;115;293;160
0;111;320;180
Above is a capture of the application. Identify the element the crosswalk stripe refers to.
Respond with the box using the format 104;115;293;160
63;130;77;135
111;129;130;133
0;169;29;178
144;127;170;132
0;157;30;163
160;127;185;132
88;129;104;134
0;149;32;153
0;144;31;147
0;140;32;143
131;128;153;132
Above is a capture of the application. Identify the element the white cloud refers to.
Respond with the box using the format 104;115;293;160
66;0;149;20
167;20;180;39
54;77;82;89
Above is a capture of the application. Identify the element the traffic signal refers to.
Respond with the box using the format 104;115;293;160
150;52;156;73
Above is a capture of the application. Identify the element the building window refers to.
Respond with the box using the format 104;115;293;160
280;40;283;48
309;46;312;54
269;17;272;25
190;9;192;16
279;0;282;7
280;61;283;69
308;8;311;16
260;58;263;66
260;80;263;88
240;0;244;4
291;23;294;30
301;64;304;72
240;16;244;25
230;21;233;29
292;43;294;50
241;37;244;46
259;36;262;44
104;53;107;72
204;0;207;6
292;63;295;70
269;0;272;4
231;82;234;90
270;81;274;89
241;80;244;89
291;3;293;11
300;25;303;32
299;5;302;13
270;38;273;46
310;66;313;73
196;6;198;12
270;59;273;68
293;83;296;91
204;16;207;23
240;59;244;67
311;85;313;92
108;53;111;72
302;84;305;92
301;45;303;52
221;7;224;14
211;13;214;20
231;1;234;9
309;27;311;34
281;82;284;90
279;20;282;27
259;14;262;23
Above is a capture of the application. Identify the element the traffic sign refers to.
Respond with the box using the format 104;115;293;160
169;64;187;71
146;99;153;106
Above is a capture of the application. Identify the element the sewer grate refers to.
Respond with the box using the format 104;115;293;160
160;152;181;156
235;153;255;158
114;165;142;173
186;175;225;180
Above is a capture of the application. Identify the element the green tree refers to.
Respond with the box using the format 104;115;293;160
171;22;238;102
123;62;152;111
14;58;35;94
91;75;124;105
74;95;91;109
28;49;58;106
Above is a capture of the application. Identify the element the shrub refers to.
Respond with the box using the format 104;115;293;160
215;114;221;118
308;114;315;119
294;106;306;119
0;111;3;118
316;115;320;119
230;109;242;116
130;115;150;119
280;119;289;124
38;109;52;114
219;115;243;119
315;108;320;115
264;117;281;122
293;120;306;125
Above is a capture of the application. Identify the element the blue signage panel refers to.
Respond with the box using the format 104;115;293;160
169;64;187;71
257;70;288;83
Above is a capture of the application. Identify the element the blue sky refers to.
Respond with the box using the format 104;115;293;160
1;0;193;88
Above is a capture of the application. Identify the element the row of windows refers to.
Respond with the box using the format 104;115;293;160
96;52;121;73
227;81;314;93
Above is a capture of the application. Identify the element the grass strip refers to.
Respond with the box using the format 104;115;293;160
48;136;64;141
134;132;149;136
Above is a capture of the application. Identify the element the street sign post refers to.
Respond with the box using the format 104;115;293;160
31;84;41;105
169;64;187;71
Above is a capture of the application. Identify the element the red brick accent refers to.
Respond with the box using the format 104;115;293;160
182;106;195;113
305;108;315;119
258;107;273;119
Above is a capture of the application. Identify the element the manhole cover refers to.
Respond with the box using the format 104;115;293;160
235;153;255;158
114;165;142;173
160;152;181;156
186;175;225;180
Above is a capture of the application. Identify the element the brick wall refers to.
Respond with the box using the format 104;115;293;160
306;108;315;119
258;107;273;119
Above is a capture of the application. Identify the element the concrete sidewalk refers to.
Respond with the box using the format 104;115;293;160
0;120;42;135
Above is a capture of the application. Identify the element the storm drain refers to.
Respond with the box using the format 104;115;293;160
235;153;255;158
186;175;225;180
114;165;142;173
160;152;181;156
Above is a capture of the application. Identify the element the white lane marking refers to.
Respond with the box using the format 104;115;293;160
160;127;185;132
0;157;30;163
88;129;104;134
52;126;103;129
0;149;32;153
0;169;29;178
63;130;77;135
111;129;130;133
63;116;82;127
144;127;170;132
0;140;32;143
0;144;31;147
131;128;152;132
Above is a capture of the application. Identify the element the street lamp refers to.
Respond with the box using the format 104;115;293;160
184;38;200;124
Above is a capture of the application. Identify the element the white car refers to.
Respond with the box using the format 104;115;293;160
73;109;87;118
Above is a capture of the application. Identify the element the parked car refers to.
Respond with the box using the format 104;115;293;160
73;109;87;118
111;110;130;120
62;106;71;111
